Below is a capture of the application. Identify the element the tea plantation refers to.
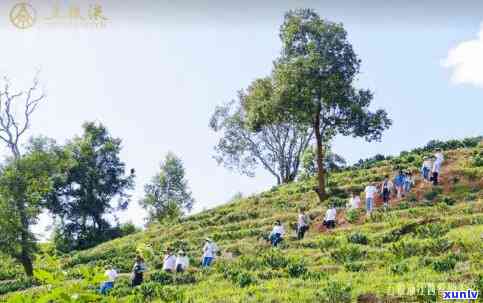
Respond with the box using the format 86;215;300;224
1;140;482;302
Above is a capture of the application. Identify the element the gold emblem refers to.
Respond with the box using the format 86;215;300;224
10;2;36;29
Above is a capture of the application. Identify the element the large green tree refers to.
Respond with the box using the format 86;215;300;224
140;152;194;223
244;9;391;201
50;122;135;251
210;78;313;185
0;140;69;276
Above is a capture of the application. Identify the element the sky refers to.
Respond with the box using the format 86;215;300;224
0;0;482;239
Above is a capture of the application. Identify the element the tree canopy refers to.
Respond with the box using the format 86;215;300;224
140;152;194;223
243;9;391;201
49;122;135;252
210;79;313;184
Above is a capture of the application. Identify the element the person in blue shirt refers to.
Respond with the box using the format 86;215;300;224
393;170;405;199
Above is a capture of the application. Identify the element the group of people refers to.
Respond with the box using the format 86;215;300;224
99;238;218;294
101;150;446;293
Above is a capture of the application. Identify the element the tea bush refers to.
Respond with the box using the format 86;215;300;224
347;232;369;245
330;244;366;263
315;281;352;303
345;209;360;224
287;258;307;278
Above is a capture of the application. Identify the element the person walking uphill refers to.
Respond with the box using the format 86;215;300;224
131;255;147;287
99;265;118;295
175;250;189;272
269;220;285;247
162;248;176;273
421;157;433;182
431;150;444;185
201;238;218;268
297;208;310;240
394;170;405;199
381;176;393;209
364;182;378;215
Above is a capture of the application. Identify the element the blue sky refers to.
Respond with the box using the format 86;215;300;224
0;1;482;237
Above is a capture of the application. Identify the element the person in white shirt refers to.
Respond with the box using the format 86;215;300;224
297;208;310;240
431;156;442;185
269;220;285;247
364;183;378;214
323;205;337;229
348;192;361;209
99;265;118;295
162;248;176;273
175;250;189;272
421;157;433;181
435;150;444;163
201;238;218;268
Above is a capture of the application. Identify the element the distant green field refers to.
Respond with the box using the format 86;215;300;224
1;145;482;303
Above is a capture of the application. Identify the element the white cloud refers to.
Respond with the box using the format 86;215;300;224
442;23;483;87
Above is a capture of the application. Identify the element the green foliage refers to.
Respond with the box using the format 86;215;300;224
415;223;449;238
330;244;366;263
432;255;457;272
440;195;456;206
287;258;307;278
316;281;352;303
319;236;340;252
347;233;369;245
345;209;361;223
390;261;409;275
140;152;194;223
51;122;135;252
0;278;33;295
209;95;312;185
423;186;443;201
261;250;289;269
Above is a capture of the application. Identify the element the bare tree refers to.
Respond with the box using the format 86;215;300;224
0;74;45;159
0;74;45;277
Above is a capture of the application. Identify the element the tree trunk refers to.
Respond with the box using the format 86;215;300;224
314;112;327;202
18;251;34;277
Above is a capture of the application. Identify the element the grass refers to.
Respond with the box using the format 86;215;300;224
0;145;482;302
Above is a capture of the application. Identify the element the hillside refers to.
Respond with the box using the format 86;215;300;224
1;140;482;303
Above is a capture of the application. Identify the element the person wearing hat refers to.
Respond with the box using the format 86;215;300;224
175;250;189;272
201;238;218;268
269;220;285;247
162;248;176;273
99;264;118;295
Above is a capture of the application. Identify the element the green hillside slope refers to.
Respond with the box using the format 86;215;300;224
1;141;482;303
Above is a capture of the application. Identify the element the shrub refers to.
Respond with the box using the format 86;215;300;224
316;281;352;303
319;236;340;252
223;267;256;288
426;238;453;255
390;261;409;275
327;196;346;208
344;262;366;272
390;240;421;258
347;233;369;245
0;278;34;295
423;186;443;201
287;259;307;278
440;195;456;206
414;285;438;302
345;209;360;224
149;271;173;284
432;255;457;272
261;250;289;269
330;244;366;263
415;223;449;238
